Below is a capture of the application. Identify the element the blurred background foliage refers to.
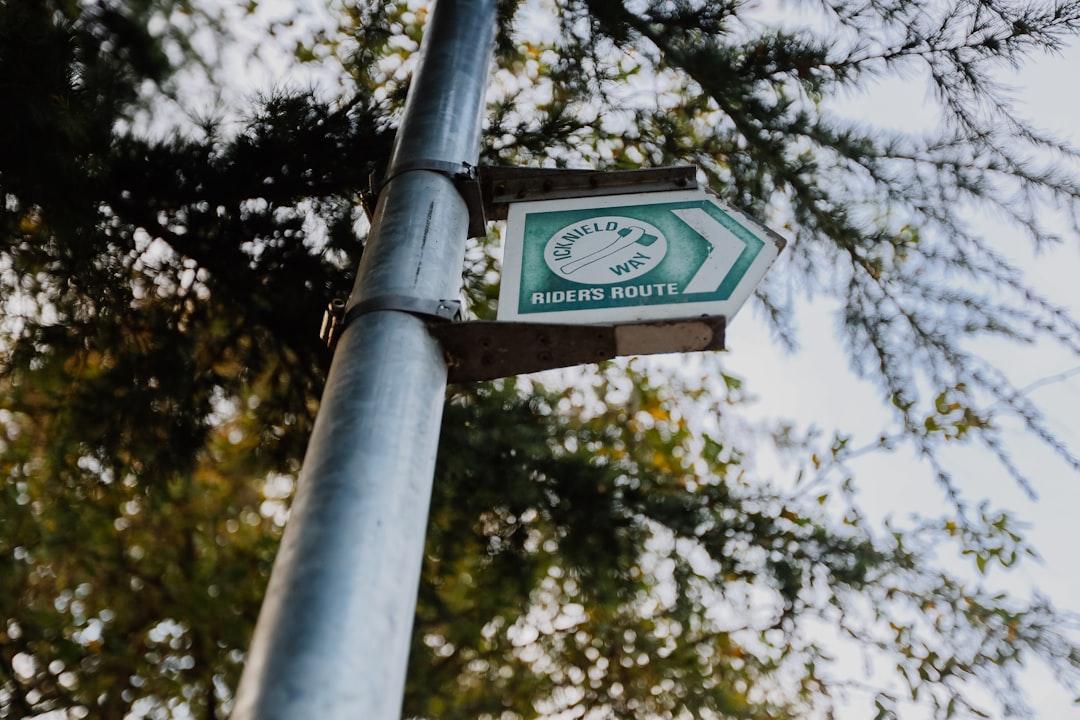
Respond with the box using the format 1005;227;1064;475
2;0;1080;718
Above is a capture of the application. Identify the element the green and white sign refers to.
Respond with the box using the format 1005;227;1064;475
498;189;785;324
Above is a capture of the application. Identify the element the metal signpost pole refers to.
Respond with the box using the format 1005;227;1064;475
230;1;497;718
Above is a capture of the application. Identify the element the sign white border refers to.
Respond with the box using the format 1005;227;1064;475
498;189;784;324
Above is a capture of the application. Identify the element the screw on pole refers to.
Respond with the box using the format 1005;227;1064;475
229;1;498;718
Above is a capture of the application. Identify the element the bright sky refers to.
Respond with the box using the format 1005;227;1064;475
723;39;1080;718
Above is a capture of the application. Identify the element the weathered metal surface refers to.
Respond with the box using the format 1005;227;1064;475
480;165;699;221
230;2;498;719
430;315;725;382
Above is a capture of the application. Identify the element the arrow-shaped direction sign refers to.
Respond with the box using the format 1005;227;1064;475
497;189;786;325
672;207;744;294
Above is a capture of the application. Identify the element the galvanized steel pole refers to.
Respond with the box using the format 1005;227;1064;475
230;1;497;718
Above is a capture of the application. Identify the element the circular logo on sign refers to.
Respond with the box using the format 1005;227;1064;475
544;216;667;285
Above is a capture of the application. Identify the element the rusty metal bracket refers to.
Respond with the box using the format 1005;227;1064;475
323;295;725;378
362;164;701;238
427;315;724;383
319;299;347;350
478;165;699;221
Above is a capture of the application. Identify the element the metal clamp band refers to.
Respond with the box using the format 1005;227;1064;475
320;295;463;350
345;294;462;324
363;159;487;237
377;159;476;194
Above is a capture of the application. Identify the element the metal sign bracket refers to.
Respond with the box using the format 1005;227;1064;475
361;164;700;238
479;165;699;221
427;315;725;383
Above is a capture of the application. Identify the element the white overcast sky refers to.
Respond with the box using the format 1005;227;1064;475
723;37;1080;718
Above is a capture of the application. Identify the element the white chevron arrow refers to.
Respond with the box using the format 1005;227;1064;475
671;208;745;294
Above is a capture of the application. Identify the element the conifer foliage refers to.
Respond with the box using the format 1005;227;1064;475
2;1;1080;718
